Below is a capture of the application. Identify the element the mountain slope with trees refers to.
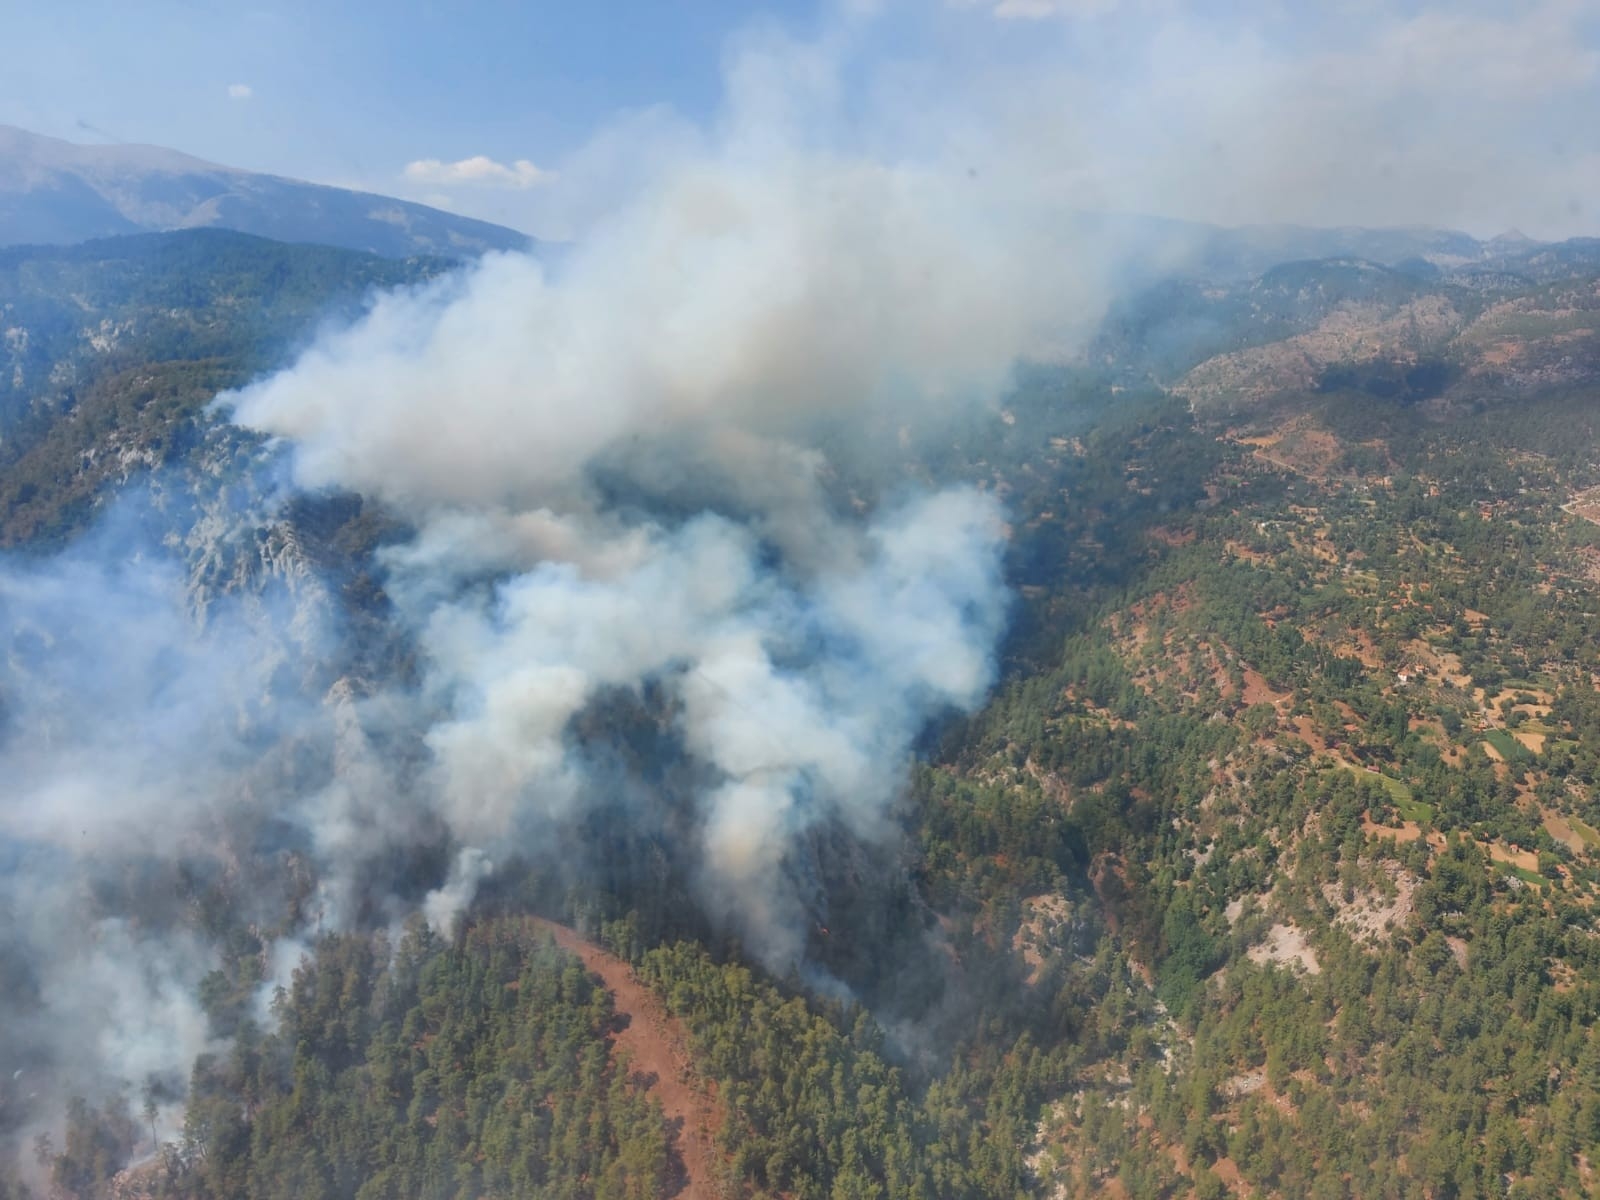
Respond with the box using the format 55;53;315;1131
12;229;1600;1198
0;125;531;259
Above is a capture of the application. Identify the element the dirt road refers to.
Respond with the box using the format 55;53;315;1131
529;917;721;1200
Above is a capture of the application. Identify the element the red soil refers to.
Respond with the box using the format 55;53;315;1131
530;918;723;1200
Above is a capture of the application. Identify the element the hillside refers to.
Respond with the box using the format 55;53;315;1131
529;918;722;1200
12;231;1600;1200
1096;244;1600;404
0;229;447;545
951;379;1600;1198
1079;213;1533;286
0;126;531;259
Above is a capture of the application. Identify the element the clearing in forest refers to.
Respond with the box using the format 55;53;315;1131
530;918;723;1200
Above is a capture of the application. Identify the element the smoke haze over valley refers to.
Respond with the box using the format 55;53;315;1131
2;13;1064;1155
11;4;1600;1199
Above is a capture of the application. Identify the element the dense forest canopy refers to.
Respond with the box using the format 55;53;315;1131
11;226;1600;1200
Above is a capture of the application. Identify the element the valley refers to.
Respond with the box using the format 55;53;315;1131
15;2;1600;1195
11;230;1600;1199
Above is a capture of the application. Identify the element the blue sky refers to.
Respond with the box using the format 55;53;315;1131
1;1;806;179
7;1;1600;238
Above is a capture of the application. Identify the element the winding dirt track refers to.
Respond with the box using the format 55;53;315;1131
528;918;720;1200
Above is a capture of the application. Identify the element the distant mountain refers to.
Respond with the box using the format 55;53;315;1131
1092;235;1600;410
1079;211;1550;285
0;125;533;259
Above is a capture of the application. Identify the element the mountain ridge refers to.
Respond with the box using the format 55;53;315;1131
0;124;532;259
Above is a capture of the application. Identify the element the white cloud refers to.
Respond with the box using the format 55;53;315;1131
227;83;253;101
403;154;553;189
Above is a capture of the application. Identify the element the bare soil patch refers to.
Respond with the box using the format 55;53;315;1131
1242;667;1289;707
1350;630;1384;670
530;918;722;1200
1013;894;1074;985
1323;866;1418;944
1546;813;1587;854
1480;339;1526;367
1488;843;1540;872
1148;525;1195;547
1567;486;1600;526
1248;923;1322;975
1292;715;1328;753
1364;817;1425;843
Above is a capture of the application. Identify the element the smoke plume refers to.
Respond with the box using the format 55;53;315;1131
0;15;1041;1162
8;0;1583;1175
213;23;1065;959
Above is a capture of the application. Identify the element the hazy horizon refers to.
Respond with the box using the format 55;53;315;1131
5;1;1600;242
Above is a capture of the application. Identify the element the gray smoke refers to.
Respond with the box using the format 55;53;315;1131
1;21;1038;1163
6;0;1586;1176
219;26;1051;957
0;505;339;1160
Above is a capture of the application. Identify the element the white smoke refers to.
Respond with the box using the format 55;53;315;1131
0;510;342;1163
7;0;1597;1180
0;29;1040;1151
423;847;495;937
0;549;293;851
229;162;1036;515
219;29;1041;963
